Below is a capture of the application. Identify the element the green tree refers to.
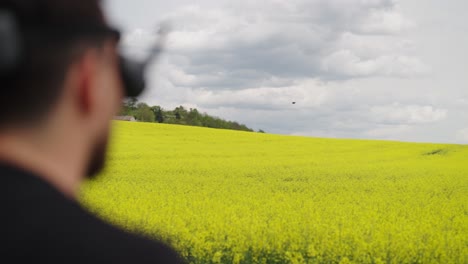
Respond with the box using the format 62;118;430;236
126;97;138;110
172;106;188;124
155;108;164;123
118;98;139;116
151;106;165;123
120;101;255;131
187;108;202;126
134;103;155;122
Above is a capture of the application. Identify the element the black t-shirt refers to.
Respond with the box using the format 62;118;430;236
0;162;186;263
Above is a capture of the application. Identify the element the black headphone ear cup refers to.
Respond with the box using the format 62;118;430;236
0;8;150;96
0;10;21;73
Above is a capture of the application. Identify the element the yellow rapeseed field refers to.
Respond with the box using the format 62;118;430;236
80;121;467;263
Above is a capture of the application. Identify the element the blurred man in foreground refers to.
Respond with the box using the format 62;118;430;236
0;0;184;263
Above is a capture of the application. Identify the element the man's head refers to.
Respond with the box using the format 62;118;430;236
0;0;124;179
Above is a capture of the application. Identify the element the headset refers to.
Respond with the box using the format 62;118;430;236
0;9;164;97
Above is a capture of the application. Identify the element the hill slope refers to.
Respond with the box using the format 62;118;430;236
81;121;467;263
119;101;258;132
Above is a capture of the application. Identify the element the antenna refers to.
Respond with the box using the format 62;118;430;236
142;23;170;67
119;23;170;97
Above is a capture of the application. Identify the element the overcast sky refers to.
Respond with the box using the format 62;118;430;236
103;0;468;144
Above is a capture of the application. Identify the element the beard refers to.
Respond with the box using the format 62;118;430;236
85;131;109;179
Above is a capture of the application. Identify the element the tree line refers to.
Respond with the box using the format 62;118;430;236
118;98;265;133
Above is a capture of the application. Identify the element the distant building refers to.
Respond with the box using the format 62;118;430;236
114;116;136;122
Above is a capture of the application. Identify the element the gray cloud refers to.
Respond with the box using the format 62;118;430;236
121;0;425;87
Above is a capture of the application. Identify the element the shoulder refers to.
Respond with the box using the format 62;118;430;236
75;208;186;263
0;163;186;263
61;204;186;263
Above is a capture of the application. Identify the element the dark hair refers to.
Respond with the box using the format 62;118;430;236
0;0;115;128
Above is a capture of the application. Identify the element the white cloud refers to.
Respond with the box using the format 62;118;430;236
370;103;447;124
456;128;468;143
322;50;428;78
358;8;415;34
456;98;468;106
365;124;412;138
187;79;329;110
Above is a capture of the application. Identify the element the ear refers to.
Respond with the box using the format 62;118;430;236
76;50;98;117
